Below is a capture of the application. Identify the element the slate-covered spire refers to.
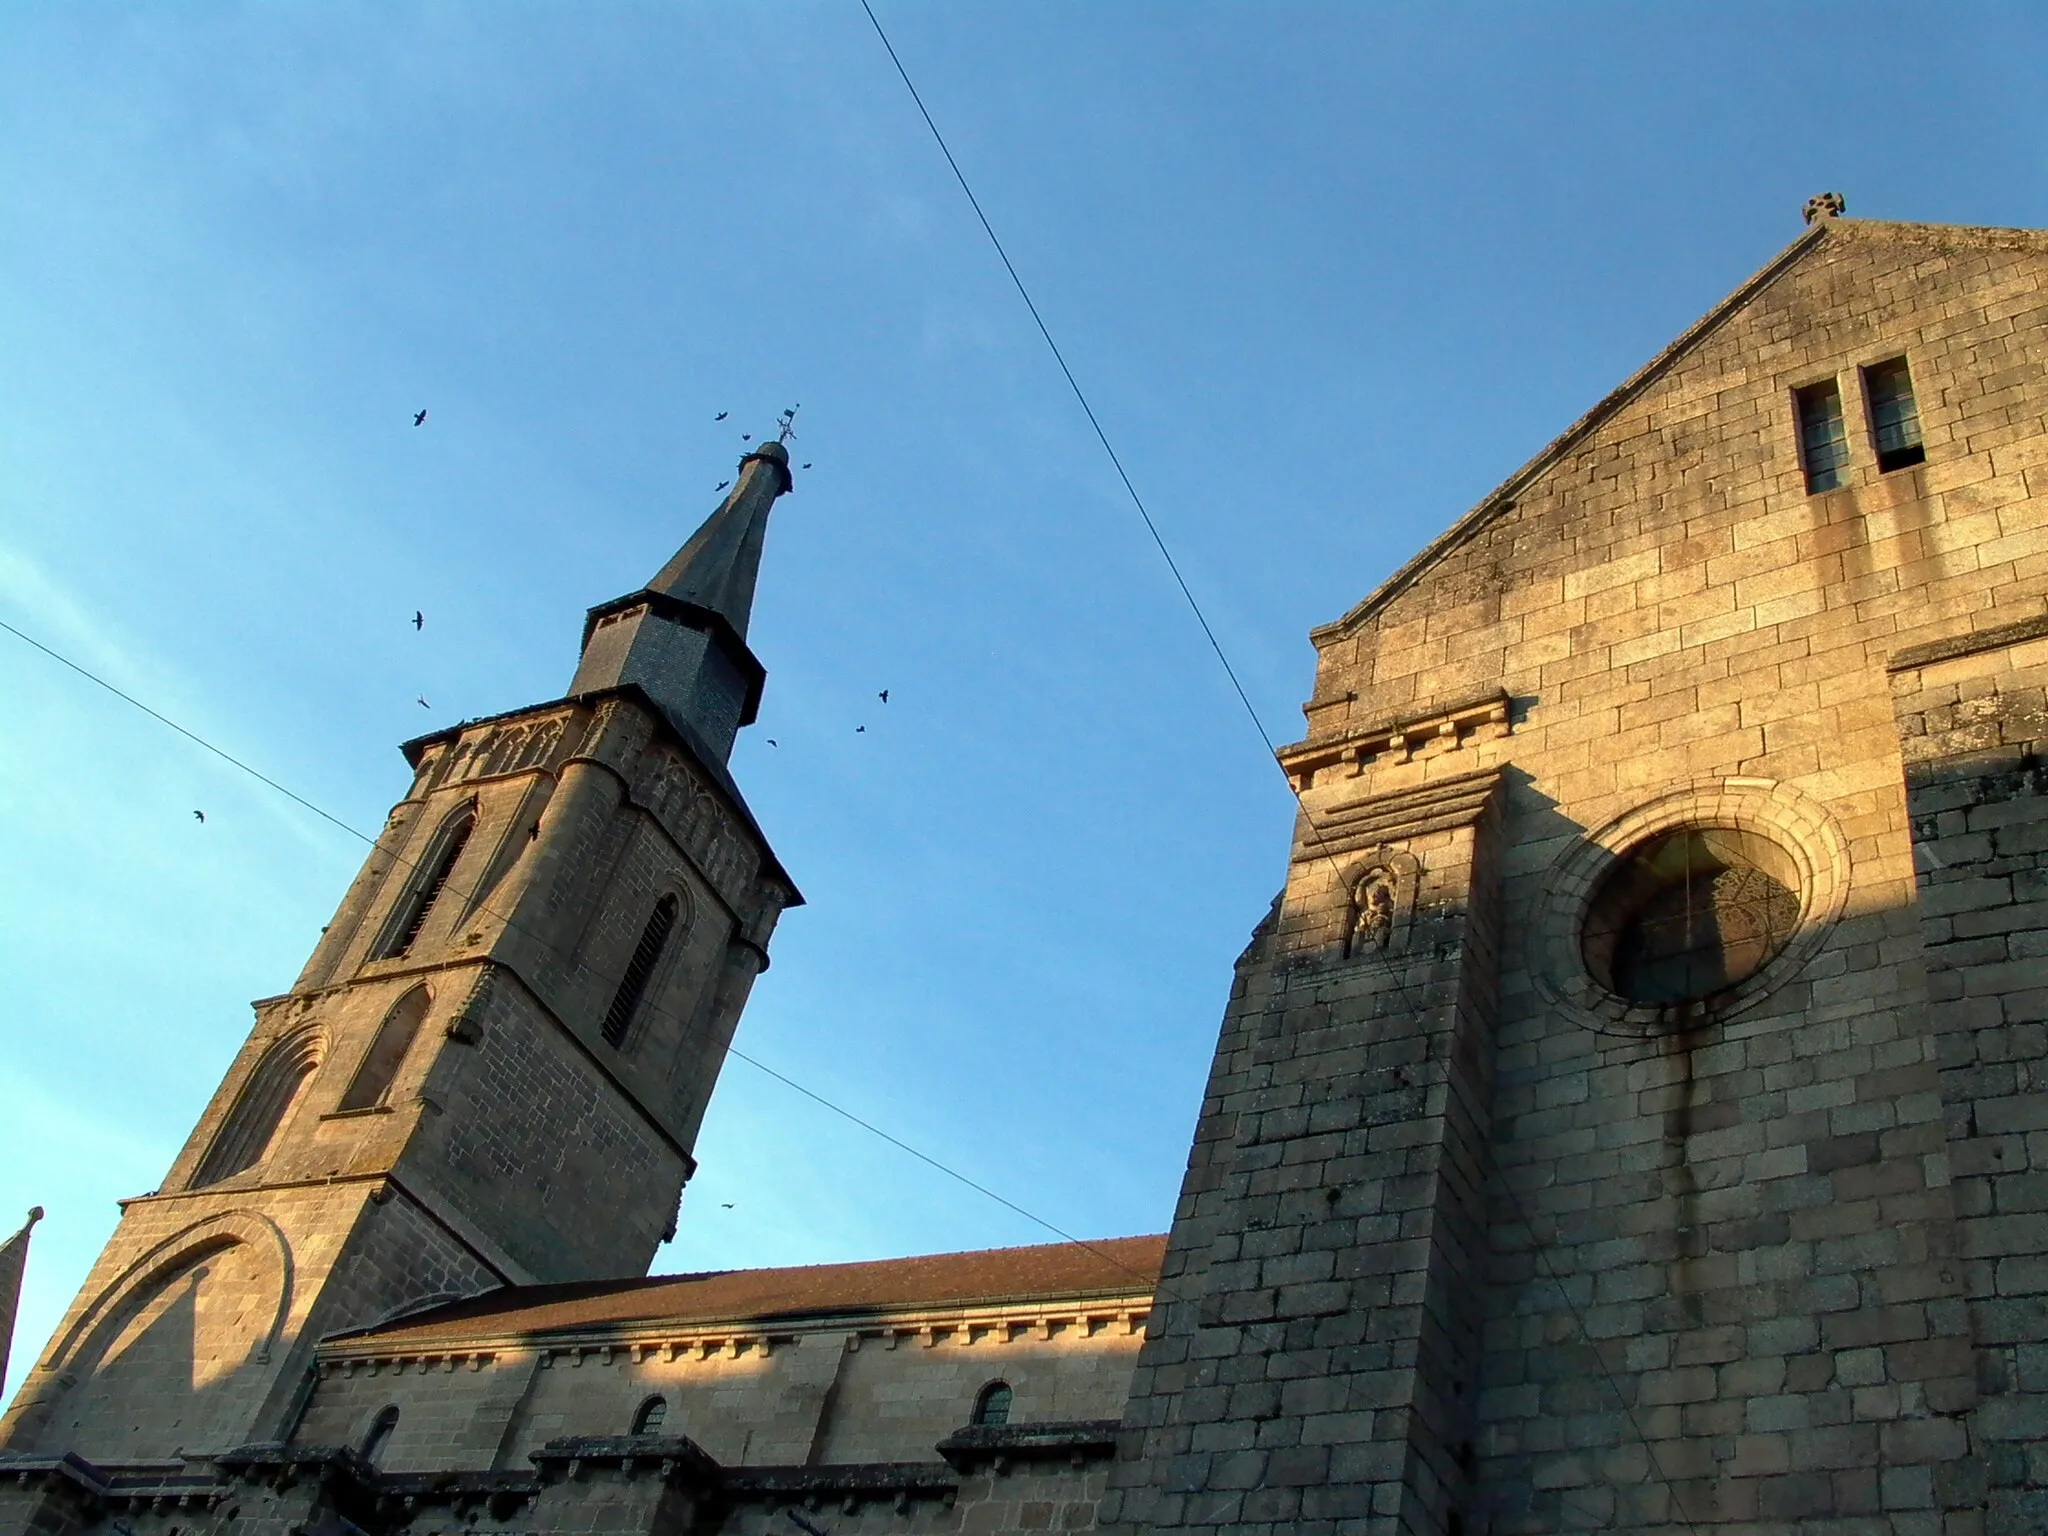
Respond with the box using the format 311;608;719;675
569;442;793;763
0;1206;42;1396
646;440;790;641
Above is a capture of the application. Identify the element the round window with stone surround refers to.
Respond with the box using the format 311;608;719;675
1581;826;1803;1005
1527;779;1850;1036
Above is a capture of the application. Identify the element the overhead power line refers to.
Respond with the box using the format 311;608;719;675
851;8;1703;1528
855;0;1283;762
0;613;1157;1297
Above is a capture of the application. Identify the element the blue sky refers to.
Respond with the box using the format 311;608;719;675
4;2;2045;1403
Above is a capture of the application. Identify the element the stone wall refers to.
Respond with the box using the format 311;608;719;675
294;1310;1147;1474
1892;620;2048;1532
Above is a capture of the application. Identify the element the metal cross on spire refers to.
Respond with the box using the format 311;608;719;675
776;405;800;445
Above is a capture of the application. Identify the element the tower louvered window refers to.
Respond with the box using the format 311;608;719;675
1865;357;1926;472
1795;378;1848;493
602;895;678;1048
375;808;475;960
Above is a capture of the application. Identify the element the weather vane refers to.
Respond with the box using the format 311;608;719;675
776;405;800;445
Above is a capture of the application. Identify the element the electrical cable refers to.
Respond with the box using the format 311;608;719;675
855;0;1283;762
0;613;1164;1301
851;8;1705;1528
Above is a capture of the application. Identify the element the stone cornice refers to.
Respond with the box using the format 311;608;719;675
1279;690;1511;791
312;1292;1153;1371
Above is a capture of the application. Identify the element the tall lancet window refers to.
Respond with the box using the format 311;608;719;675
192;1030;323;1186
375;805;476;960
338;986;430;1111
602;895;679;1048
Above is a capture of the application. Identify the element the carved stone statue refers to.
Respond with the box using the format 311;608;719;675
1350;871;1397;954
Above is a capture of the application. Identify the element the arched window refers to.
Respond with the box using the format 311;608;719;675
192;1031;322;1187
972;1381;1013;1426
338;986;430;1111
375;806;476;960
360;1405;399;1466
601;895;679;1048
631;1395;668;1435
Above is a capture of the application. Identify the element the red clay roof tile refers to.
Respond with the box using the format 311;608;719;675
335;1235;1166;1349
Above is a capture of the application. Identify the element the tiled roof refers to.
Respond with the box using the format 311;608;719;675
334;1235;1166;1350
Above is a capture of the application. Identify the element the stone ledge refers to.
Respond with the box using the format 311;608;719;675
935;1420;1120;1471
724;1463;959;1501
529;1433;720;1484
1890;613;2048;673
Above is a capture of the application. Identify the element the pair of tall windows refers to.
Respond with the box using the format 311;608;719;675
1794;356;1925;493
191;983;429;1187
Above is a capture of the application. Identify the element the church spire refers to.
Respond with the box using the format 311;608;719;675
569;440;793;762
646;441;791;642
0;1206;43;1396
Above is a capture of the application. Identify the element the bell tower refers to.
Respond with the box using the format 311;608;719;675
1;443;802;1463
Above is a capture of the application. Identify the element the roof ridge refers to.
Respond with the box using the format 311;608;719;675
1312;212;2048;648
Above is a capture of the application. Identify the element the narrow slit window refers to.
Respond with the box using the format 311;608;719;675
602;894;679;1048
1865;357;1926;472
375;808;475;960
1795;379;1849;493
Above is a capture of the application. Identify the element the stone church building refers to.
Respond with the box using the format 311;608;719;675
5;203;2048;1535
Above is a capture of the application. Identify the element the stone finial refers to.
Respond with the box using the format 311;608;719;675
1803;192;1847;225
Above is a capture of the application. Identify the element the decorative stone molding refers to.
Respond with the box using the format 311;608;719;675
1279;689;1511;791
314;1299;1152;1375
1527;777;1852;1036
1293;765;1506;864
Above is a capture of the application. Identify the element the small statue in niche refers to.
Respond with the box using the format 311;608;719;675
1350;871;1397;954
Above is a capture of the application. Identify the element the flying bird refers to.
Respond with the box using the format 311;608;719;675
715;479;730;492
801;463;812;470
413;410;427;426
766;739;778;747
856;725;866;734
720;1202;736;1209
413;610;423;630
878;689;889;704
740;433;752;442
193;810;205;823
714;411;728;421
417;696;431;709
